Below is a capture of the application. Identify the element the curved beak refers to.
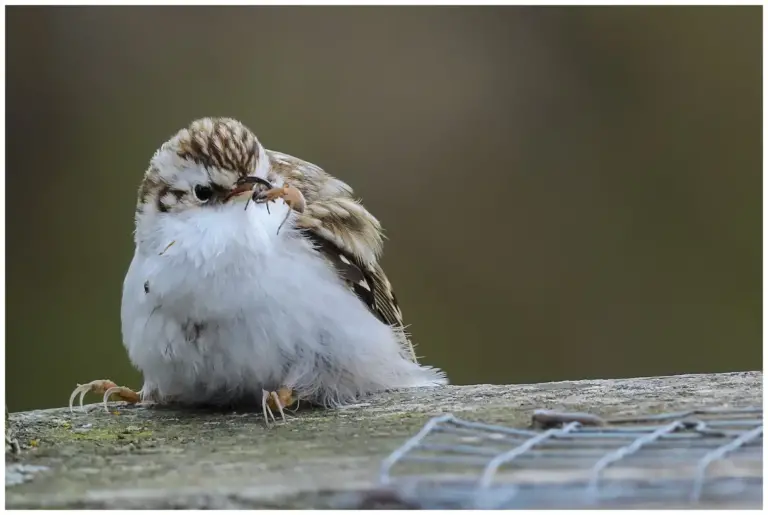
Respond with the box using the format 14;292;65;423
224;176;273;203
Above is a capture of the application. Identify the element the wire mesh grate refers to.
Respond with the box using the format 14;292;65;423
378;407;762;509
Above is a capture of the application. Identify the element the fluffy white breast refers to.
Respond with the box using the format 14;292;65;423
122;198;446;407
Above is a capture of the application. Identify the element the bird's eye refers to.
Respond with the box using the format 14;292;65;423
194;185;214;202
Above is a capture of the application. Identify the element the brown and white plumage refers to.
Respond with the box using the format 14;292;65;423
138;117;416;361
267;150;417;362
70;117;444;418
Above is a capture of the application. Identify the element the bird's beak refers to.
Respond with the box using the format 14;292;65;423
225;183;255;203
224;176;273;203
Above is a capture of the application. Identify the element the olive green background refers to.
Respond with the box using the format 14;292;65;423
6;6;761;411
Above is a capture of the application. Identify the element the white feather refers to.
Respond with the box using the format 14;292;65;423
123;192;447;408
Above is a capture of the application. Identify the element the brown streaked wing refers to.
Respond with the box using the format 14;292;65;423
266;150;416;362
303;232;416;363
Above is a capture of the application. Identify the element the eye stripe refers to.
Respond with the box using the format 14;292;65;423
156;185;170;212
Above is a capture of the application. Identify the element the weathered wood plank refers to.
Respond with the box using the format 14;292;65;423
5;371;761;509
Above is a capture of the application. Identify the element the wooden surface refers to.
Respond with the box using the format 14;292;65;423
5;371;762;509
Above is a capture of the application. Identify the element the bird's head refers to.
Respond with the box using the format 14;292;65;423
136;117;272;219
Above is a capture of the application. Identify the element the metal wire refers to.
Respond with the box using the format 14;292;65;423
478;422;582;489
379;413;455;485
378;405;763;509
689;424;764;503
585;420;685;502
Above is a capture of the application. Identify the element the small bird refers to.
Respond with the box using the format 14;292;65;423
69;117;447;422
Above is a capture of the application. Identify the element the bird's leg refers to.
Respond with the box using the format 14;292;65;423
260;387;295;425
252;184;307;235
68;380;141;414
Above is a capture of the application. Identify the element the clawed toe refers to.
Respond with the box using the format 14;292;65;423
261;387;295;426
69;380;114;413
261;389;276;423
101;386;140;413
270;391;287;421
68;380;140;414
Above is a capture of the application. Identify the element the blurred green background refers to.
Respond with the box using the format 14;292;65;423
6;6;761;411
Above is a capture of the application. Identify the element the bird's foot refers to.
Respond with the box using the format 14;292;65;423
261;387;295;425
68;379;141;414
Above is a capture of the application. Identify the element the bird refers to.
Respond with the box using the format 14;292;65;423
69;117;447;423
